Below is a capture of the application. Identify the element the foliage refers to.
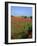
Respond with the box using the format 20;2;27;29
30;16;32;19
24;16;27;18
11;16;32;39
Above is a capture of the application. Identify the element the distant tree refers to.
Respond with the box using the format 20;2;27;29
30;16;32;19
24;16;27;18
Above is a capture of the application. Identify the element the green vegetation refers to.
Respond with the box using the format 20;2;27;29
11;16;32;39
30;16;32;19
22;16;32;18
24;16;27;18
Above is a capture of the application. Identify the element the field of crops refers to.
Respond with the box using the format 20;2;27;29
11;16;32;39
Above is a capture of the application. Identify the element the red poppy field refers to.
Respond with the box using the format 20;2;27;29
11;16;32;39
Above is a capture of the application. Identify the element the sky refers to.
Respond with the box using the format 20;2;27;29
11;6;32;16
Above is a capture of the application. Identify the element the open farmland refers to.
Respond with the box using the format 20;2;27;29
11;16;32;39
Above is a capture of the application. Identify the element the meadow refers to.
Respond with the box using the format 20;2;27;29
11;16;32;39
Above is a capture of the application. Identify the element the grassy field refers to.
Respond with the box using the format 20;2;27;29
11;16;32;39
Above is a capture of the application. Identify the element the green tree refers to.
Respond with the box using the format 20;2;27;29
24;16;27;18
30;16;32;19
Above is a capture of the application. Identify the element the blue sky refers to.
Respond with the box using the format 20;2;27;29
11;6;32;16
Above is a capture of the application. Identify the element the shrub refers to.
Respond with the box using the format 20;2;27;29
19;32;28;39
24;16;27;18
28;25;32;32
30;16;32;19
